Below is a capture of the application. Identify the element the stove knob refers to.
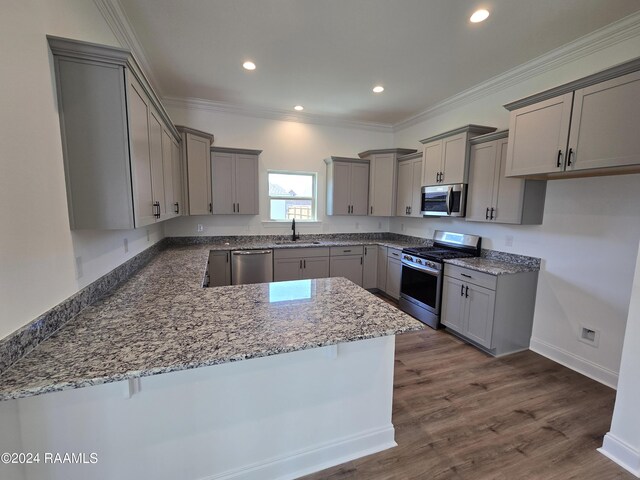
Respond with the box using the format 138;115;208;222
417;259;423;264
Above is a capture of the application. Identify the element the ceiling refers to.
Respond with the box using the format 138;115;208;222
118;0;640;126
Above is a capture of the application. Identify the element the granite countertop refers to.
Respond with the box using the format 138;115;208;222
445;257;540;275
203;239;420;252
0;245;423;401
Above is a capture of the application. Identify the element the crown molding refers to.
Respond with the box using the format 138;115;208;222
93;0;162;95
163;96;394;133
393;10;640;132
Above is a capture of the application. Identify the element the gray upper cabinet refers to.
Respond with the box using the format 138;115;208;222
358;149;417;216
177;126;214;216
325;157;370;216
504;58;640;179
420;125;496;187
395;152;423;217
49;36;181;230
467;131;546;225
210;147;261;215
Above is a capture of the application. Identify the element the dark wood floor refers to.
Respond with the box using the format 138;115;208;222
303;300;631;480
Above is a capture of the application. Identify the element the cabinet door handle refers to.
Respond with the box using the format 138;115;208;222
465;286;469;298
440;172;444;183
485;207;489;220
237;203;240;213
461;273;472;278
567;148;574;167
226;252;229;263
209;202;212;213
490;207;495;220
360;257;363;265
174;202;179;214
408;206;411;215
460;284;464;296
304;259;306;268
300;259;303;269
557;149;562;168
365;247;368;255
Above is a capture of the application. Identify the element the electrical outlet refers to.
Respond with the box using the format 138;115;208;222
505;235;514;247
578;326;600;347
75;256;83;279
197;224;204;233
123;238;129;253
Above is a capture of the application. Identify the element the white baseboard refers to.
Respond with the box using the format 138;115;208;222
599;433;640;477
201;425;397;480
529;337;618;389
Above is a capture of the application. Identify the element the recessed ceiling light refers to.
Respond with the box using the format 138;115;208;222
372;85;384;93
243;61;256;71
470;9;489;23
294;105;304;111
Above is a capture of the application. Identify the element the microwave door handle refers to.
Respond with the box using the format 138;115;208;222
446;187;453;216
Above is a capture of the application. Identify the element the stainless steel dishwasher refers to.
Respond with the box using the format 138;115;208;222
231;250;273;285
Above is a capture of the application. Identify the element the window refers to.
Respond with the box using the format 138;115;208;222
268;171;317;221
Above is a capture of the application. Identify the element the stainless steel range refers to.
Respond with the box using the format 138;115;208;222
399;231;481;329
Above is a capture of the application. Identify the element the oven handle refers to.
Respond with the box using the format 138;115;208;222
401;261;440;277
446;186;453;216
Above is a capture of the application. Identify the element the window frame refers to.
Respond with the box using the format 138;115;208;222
267;170;318;222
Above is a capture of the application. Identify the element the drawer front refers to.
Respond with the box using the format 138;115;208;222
444;264;497;290
274;247;330;259
387;248;402;259
330;246;364;256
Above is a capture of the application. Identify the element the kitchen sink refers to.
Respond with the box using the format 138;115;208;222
274;241;322;245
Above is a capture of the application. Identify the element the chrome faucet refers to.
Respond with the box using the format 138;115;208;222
291;218;300;241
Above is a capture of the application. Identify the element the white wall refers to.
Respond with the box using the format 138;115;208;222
0;0;164;341
163;108;393;237
600;239;640;476
392;33;640;386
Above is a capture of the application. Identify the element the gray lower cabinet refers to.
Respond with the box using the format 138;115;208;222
362;245;378;289
377;246;388;291
49;36;182;230
178;126;214;215
385;248;403;300
273;248;330;281
467;131;546;224
211;147;261;215
207;251;231;287
329;246;364;286
441;264;538;356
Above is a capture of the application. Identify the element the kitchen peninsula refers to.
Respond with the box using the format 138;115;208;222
0;240;422;480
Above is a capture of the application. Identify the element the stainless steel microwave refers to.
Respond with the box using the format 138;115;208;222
421;184;467;217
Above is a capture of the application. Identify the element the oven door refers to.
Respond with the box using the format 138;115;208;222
400;262;442;314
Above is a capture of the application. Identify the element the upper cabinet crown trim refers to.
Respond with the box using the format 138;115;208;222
324;156;369;165
357;148;417;158
504;56;640;111
47;35;180;142
210;146;262;155
176;125;214;144
469;130;509;144
419;125;497;144
397;151;423;162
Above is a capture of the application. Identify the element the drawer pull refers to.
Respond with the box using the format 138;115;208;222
461;273;472;278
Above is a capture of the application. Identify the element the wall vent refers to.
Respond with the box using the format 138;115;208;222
579;326;600;347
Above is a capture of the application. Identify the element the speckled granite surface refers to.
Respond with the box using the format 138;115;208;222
0;239;168;377
445;257;540;275
481;249;541;270
167;233;431;251
0;245;423;401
